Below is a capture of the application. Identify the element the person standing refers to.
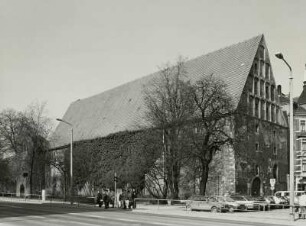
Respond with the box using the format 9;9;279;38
97;191;102;208
132;190;137;209
299;191;306;219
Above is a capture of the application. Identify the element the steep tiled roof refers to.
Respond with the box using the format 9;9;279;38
51;35;263;148
298;83;306;105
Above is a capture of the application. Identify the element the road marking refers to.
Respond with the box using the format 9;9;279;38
68;213;177;225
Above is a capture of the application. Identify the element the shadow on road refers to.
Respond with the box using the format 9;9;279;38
0;201;130;219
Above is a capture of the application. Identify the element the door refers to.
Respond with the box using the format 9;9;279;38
251;177;261;196
20;184;25;197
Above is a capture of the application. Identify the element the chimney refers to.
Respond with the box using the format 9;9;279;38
277;85;282;96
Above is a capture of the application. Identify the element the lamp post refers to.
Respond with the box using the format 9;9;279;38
56;118;73;205
275;53;294;212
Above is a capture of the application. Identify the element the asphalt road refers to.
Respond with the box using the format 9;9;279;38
0;201;285;226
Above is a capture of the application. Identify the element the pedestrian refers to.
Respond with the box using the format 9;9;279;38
118;193;122;208
122;190;127;209
103;191;109;209
299;191;306;219
97;191;102;208
132;190;137;209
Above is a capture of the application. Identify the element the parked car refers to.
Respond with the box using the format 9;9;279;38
186;195;230;212
229;195;260;210
252;196;270;210
213;196;247;212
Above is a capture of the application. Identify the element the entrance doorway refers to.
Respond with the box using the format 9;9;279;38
251;177;261;196
20;184;25;197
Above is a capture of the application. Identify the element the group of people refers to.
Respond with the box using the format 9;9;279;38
119;189;136;209
96;189;136;209
96;190;112;209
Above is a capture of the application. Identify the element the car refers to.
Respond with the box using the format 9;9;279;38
213;196;247;212
252;196;270;210
186;195;230;212
229;195;260;210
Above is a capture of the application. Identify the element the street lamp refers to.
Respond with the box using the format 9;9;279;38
275;53;294;212
56;118;74;205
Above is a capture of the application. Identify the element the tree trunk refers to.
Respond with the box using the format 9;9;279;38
199;162;209;195
172;161;180;199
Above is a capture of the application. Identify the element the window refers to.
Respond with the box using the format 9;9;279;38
255;99;259;117
255;124;259;133
273;130;276;138
265;84;270;99
260;60;264;77
271;85;275;101
271;105;275;122
255;143;259;152
266;103;270;121
261;101;265;119
254;78;258;95
258;46;265;59
265;63;270;79
260;81;264;97
273;146;277;155
276;108;279;124
248;75;253;93
300;120;306;132
302;139;306;151
249;96;254;116
303;165;306;172
273;164;278;180
254;62;258;75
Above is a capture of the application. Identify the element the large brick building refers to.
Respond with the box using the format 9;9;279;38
51;34;289;197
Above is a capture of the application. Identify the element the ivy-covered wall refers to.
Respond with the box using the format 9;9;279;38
52;129;162;196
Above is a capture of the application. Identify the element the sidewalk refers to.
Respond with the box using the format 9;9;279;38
132;204;306;226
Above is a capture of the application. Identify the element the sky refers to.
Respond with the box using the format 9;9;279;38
1;0;306;129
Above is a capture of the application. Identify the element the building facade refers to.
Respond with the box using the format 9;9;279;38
294;65;306;191
51;34;289;197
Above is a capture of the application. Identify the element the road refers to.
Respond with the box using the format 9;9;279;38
0;201;285;226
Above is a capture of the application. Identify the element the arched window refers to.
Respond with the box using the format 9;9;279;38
273;164;278;180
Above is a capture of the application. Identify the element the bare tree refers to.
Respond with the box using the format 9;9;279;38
144;58;194;199
23;102;52;194
186;75;236;195
0;102;52;195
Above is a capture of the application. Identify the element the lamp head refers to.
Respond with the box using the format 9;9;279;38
56;118;63;122
275;53;284;60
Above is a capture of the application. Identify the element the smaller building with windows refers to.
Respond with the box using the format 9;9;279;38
293;69;306;191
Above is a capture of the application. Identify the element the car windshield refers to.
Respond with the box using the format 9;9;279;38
244;196;254;201
254;197;265;201
231;196;246;201
224;197;235;202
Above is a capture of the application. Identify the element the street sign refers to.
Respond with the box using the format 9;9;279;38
270;178;276;187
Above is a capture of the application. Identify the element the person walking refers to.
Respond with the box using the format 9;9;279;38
132;190;137;209
299;191;306;219
104;191;109;209
97;191;103;208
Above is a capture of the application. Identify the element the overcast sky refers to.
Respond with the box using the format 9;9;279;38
1;0;306;128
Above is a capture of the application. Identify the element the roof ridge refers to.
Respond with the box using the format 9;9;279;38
74;34;264;103
193;34;263;60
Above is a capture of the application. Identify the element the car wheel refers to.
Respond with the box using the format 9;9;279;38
229;207;235;213
211;206;218;213
240;206;247;211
